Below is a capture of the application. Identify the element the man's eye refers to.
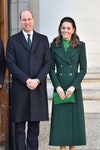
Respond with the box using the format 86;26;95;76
28;18;32;21
23;19;26;21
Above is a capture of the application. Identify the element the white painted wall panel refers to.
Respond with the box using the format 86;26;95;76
39;0;100;69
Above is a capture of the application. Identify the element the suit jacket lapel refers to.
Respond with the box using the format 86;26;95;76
18;31;30;52
30;31;40;53
55;42;72;65
18;31;40;53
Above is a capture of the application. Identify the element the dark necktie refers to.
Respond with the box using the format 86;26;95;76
27;34;32;48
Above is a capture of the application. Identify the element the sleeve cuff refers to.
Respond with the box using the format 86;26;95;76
35;78;40;84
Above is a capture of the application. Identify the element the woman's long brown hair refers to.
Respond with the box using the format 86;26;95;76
54;17;80;48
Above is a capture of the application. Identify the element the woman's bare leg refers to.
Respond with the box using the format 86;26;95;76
69;146;75;150
60;146;66;150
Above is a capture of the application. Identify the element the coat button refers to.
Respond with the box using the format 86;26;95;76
69;73;72;76
60;64;63;67
60;73;62;76
69;65;72;68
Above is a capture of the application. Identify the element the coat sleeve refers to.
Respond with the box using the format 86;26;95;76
6;37;29;84
71;42;87;89
0;39;6;86
49;43;61;89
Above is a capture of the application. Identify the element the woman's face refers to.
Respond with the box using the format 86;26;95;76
61;21;75;40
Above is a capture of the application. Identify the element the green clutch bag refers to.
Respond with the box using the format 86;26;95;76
53;92;75;105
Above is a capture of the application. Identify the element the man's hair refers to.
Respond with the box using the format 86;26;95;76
20;9;33;19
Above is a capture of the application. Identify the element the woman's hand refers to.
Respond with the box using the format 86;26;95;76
56;86;66;100
66;86;75;98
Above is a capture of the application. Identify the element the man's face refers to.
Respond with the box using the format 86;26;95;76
20;11;34;33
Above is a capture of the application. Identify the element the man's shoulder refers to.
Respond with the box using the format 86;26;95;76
34;30;48;39
9;30;22;37
8;31;23;41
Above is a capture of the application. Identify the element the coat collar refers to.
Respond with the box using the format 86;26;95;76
18;30;40;53
54;41;72;65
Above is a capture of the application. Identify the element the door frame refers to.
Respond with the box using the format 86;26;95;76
0;0;9;147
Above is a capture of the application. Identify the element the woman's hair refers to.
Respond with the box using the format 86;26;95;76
53;17;80;47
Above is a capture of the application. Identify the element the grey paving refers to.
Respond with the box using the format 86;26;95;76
0;113;100;150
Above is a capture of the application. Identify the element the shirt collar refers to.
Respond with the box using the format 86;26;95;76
22;30;33;41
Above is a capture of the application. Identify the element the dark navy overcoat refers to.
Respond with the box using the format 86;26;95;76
6;30;51;122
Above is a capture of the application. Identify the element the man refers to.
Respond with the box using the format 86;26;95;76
6;9;51;150
0;39;5;89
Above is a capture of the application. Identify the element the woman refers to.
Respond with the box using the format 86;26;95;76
49;17;87;150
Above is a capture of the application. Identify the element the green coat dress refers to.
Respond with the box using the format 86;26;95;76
49;41;87;146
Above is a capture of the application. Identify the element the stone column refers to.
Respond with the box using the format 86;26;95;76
9;0;29;35
29;0;40;32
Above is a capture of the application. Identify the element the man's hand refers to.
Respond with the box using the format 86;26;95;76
26;78;40;90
